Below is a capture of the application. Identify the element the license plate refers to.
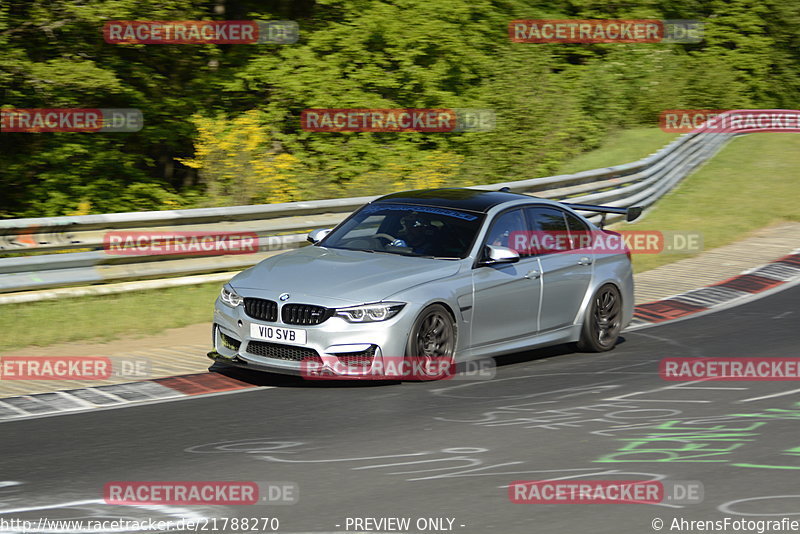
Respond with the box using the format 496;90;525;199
250;324;307;345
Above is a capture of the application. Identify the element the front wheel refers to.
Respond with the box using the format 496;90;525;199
404;304;456;380
577;284;622;352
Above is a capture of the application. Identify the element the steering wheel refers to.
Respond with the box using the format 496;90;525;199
372;233;398;244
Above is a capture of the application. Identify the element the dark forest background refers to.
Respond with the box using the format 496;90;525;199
1;0;798;217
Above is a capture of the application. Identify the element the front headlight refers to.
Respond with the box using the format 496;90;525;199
335;302;405;323
220;285;243;307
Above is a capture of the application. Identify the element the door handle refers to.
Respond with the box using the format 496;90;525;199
524;269;541;279
577;257;593;266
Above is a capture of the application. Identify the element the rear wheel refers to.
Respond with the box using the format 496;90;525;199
577;284;622;352
405;304;456;380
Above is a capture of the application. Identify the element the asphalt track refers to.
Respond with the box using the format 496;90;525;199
1;284;799;534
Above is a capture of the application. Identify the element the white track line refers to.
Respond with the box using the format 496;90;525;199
739;387;800;403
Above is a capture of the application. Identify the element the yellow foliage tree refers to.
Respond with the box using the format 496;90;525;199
346;150;466;197
179;110;301;205
392;151;465;191
69;199;92;216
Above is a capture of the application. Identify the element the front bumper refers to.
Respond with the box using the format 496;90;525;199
211;296;416;379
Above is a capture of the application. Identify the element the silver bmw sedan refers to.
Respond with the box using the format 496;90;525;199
209;188;638;380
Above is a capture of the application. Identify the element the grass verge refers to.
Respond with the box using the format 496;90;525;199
0;283;222;348
621;133;800;273
556;128;679;174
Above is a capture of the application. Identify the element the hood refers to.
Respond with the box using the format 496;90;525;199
230;246;462;303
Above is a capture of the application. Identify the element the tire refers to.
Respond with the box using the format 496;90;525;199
577;284;622;352
404;304;457;380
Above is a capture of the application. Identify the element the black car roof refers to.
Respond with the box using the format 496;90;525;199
373;188;536;213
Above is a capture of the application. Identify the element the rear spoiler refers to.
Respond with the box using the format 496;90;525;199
562;203;643;227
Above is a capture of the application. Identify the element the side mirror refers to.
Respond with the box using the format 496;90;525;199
307;228;333;244
479;245;520;266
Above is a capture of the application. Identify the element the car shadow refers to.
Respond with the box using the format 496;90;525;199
206;335;627;388
207;362;399;388
492;335;627;368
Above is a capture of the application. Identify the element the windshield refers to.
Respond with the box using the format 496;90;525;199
321;202;484;258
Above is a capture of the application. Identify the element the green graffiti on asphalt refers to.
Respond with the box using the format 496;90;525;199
595;403;800;468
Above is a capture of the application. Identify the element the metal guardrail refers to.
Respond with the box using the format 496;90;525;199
0;112;770;299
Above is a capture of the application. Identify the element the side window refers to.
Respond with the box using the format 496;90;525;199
531;207;568;232
565;211;589;233
484;209;528;256
524;207;570;255
564;211;592;250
